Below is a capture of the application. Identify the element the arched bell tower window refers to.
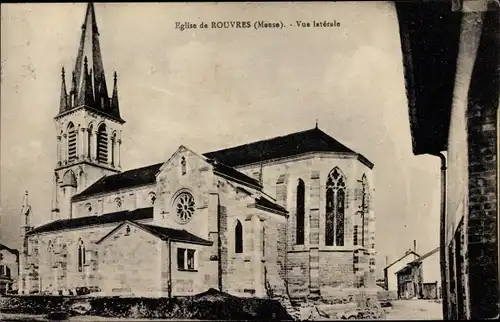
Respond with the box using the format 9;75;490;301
96;124;108;164
77;239;86;272
235;220;243;254
111;132;117;166
87;124;93;159
326;167;346;246
67;122;77;163
296;179;305;245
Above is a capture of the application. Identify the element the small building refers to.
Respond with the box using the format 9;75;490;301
396;247;440;300
0;244;19;295
383;247;420;294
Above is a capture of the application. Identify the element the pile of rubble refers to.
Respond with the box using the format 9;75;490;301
292;295;388;320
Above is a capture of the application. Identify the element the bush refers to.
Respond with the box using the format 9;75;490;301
0;288;293;320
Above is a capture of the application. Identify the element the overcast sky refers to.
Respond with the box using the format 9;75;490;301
1;2;441;276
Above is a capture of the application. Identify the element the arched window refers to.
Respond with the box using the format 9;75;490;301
181;157;187;175
115;197;122;210
325;167;346;246
47;241;55;267
77;239;86;272
58;130;64;164
111;132;116;166
96;124;108;164
67;122;77;162
148;192;156;205
296;179;305;245
87;125;93;159
235;220;243;254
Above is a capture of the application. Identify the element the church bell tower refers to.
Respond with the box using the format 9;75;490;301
52;3;125;221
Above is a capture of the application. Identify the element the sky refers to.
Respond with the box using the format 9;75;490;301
1;2;442;277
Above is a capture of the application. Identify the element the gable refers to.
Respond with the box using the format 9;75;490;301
96;221;212;246
158;145;262;190
384;251;420;270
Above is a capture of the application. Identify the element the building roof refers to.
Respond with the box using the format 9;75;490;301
395;2;462;155
138;223;213;246
73;127;372;201
255;196;287;214
203;127;373;168
96;221;213;246
0;244;19;256
206;158;262;189
384;250;420;270
395;264;413;275
26;207;153;236
395;247;439;275
408;247;439;265
73;163;163;200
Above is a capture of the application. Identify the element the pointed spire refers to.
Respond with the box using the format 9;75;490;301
56;2;123;122
111;71;120;116
20;191;33;232
315;119;319;129
72;3;108;109
21;191;31;217
59;67;68;113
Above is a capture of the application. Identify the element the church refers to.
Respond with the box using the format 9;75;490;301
18;3;376;300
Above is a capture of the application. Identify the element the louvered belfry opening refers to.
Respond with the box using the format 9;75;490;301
67;123;77;162
97;124;108;164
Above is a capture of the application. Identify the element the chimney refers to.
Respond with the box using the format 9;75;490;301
413;240;417;253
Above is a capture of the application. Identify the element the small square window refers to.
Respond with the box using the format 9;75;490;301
177;248;196;271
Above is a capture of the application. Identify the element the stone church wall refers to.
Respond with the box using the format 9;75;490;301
237;154;375;296
154;148;215;240
27;224;117;294
72;184;157;218
98;223;161;296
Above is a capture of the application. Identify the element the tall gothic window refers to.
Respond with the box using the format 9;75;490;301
96;124;108;164
67;122;77;162
296;179;305;245
77;239;86;272
326;167;346;246
235;220;243;254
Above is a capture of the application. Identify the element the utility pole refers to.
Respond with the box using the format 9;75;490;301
358;179;368;247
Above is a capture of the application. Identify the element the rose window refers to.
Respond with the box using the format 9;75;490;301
175;193;195;223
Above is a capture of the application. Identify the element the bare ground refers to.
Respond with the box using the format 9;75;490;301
384;299;443;320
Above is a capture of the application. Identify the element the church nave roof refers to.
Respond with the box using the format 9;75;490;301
203;127;373;168
26;207;153;236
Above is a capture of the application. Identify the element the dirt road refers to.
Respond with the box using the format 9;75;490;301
384;299;443;320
